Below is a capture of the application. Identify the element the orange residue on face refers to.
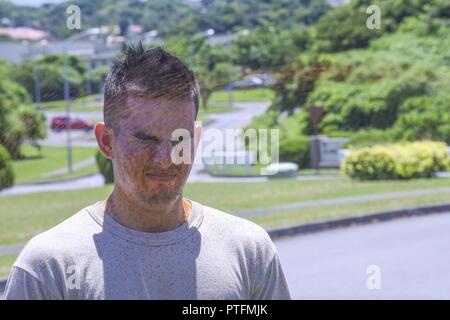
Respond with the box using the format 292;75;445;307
182;198;192;221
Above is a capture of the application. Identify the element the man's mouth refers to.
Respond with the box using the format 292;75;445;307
145;173;177;181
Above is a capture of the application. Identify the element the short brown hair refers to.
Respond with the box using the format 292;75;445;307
104;42;199;133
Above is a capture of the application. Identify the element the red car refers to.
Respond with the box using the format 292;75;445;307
51;116;94;132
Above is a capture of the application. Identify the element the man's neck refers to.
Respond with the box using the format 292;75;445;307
103;188;189;233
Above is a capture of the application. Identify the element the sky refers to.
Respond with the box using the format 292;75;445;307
4;0;64;7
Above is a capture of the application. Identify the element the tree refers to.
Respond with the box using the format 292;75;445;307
190;41;236;110
232;26;303;72
13;55;86;102
310;1;382;52
0;60;46;159
196;62;232;110
271;53;333;115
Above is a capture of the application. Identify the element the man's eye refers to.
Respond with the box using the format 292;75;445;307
135;134;158;142
171;136;183;147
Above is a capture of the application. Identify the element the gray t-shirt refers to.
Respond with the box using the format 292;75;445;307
3;200;291;300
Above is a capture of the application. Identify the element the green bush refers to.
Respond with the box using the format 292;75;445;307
0;144;14;190
391;94;450;144
0;105;47;159
279;135;310;169
342;140;450;180
96;150;114;184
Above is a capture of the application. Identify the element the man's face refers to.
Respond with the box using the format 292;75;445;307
111;96;196;203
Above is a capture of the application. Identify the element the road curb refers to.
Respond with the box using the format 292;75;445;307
267;202;450;240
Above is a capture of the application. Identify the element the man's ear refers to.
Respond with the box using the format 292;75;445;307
95;122;114;160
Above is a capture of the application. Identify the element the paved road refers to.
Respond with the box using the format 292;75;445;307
275;212;450;299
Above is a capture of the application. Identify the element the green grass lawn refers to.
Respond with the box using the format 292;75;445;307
210;88;274;103
12;145;97;184
200;105;235;113
185;178;450;212
196;105;235;124
0;255;16;278
205;165;341;177
72;94;102;104
1;177;450;246
40;94;102;111
299;168;341;175
206;164;262;176
251;192;450;228
41;103;103;112
0;186;113;246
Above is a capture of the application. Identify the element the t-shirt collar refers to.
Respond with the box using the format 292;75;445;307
86;199;204;246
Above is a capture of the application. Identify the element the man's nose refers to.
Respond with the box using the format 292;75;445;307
153;141;173;169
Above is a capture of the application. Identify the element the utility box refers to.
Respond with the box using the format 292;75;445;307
310;135;350;168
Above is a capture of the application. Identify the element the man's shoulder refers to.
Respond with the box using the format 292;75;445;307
194;201;275;249
14;202;101;271
29;202;99;243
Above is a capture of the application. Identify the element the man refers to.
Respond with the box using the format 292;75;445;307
3;44;291;300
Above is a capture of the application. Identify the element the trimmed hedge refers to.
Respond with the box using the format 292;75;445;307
342;140;450;180
0;144;14;190
96;150;114;184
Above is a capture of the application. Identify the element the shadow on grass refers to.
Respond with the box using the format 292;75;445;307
16;155;44;161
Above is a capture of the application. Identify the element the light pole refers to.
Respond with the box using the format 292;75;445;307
63;28;100;173
86;61;92;96
63;52;73;173
34;66;41;110
25;40;44;110
225;32;234;109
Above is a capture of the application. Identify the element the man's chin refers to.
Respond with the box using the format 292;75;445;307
136;189;182;204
